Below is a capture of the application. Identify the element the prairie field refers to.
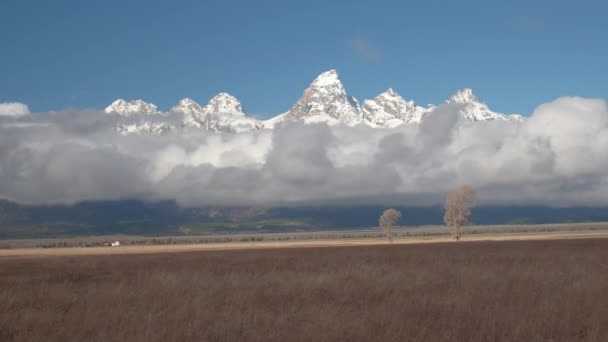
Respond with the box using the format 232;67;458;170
1;239;607;341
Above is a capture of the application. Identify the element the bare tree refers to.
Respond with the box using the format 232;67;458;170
444;185;477;240
379;209;402;242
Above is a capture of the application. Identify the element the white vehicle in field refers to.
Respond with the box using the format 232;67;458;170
110;241;120;247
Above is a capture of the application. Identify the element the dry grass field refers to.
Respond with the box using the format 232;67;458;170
1;238;607;341
2;226;608;257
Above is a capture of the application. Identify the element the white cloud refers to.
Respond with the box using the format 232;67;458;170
0;96;607;207
0;102;30;117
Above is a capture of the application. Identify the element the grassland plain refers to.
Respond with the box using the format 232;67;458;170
3;221;608;250
1;239;607;341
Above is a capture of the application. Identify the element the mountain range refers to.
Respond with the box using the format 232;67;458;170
105;70;524;134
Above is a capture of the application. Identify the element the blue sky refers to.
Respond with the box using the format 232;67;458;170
1;0;606;118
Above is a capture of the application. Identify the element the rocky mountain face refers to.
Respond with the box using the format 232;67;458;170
172;93;262;133
446;88;524;121
266;70;363;127
105;99;169;135
109;94;262;134
171;98;203;117
105;70;524;134
362;88;428;128
116;122;174;135
104;99;160;116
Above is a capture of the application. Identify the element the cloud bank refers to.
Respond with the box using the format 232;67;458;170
0;97;607;207
0;102;30;117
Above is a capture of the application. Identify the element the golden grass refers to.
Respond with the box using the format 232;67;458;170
1;238;607;341
1;229;607;257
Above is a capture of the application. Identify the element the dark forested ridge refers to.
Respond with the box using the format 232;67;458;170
1;199;608;239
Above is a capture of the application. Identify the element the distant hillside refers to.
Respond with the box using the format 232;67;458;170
2;200;608;239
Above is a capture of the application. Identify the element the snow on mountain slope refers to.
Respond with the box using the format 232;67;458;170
261;111;289;128
446;88;524;122
117;122;174;135
171;98;204;116
362;88;429;127
110;94;262;134
105;99;160;116
185;93;263;133
269;70;364;127
106;71;525;134
170;98;205;128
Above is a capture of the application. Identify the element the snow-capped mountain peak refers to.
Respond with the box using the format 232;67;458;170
311;69;341;87
275;69;363;126
170;98;203;115
106;70;526;134
202;92;245;117
104;99;159;116
377;88;407;101
362;88;427;127
444;88;523;122
176;92;261;133
447;88;479;104
384;88;397;96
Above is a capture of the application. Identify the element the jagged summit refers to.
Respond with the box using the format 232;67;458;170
106;70;525;134
362;88;428;127
202;92;245;117
447;88;479;104
444;88;523;122
177;93;260;133
377;88;404;100
311;69;341;87
384;88;397;96
171;98;203;115
176;98;198;106
272;70;363;126
171;93;245;117
112;93;261;134
105;99;159;116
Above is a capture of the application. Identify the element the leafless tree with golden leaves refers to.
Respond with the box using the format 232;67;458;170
444;185;477;240
379;208;402;242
